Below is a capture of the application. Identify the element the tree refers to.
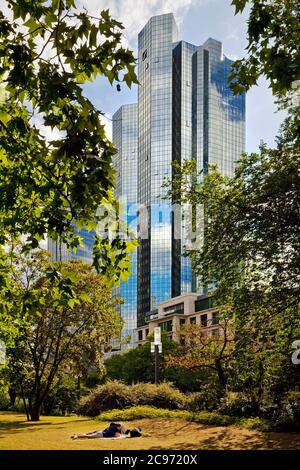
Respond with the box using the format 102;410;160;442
163;0;300;416
5;248;123;421
166;310;235;392
0;0;138;287
104;331;210;392
105;331;178;385
230;0;300;97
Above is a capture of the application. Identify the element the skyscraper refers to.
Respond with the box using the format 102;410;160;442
47;228;94;264
133;13;245;327
112;104;138;349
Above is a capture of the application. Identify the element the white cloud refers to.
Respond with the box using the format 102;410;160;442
79;0;204;48
100;113;113;140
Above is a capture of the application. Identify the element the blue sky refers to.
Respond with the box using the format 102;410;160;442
82;0;286;153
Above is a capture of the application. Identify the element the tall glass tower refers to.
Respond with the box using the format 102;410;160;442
47;228;94;264
112;104;138;349
114;13;246;330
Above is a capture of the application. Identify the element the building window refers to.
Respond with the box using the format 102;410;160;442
212;329;219;338
142;49;147;61
163;303;184;315
195;297;214;312
201;314;207;327
145;328;149;337
160;320;172;332
190;317;196;324
212;312;219;325
138;330;143;341
180;319;185;327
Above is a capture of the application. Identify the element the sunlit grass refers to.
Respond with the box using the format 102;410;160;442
1;411;300;450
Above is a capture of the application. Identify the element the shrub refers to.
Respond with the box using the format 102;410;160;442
97;406;270;430
273;391;300;431
218;392;256;417
43;378;79;416
130;382;187;410
78;380;133;417
78;380;187;417
98;405;191;421
282;391;300;422
239;417;271;432
191;411;237;426
187;388;221;412
0;389;9;411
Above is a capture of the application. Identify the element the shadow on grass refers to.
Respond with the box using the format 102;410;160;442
0;414;92;439
147;428;300;451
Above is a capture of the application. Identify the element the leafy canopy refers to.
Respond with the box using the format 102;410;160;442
3;246;123;420
0;0;138;284
230;0;300;97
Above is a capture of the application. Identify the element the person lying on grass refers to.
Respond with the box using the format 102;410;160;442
71;423;142;439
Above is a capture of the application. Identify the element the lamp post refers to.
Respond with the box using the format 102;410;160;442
151;327;162;384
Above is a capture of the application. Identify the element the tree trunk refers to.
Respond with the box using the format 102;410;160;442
29;401;42;421
8;387;17;407
20;385;30;422
215;359;227;389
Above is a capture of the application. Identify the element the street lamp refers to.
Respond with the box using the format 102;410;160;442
151;327;162;384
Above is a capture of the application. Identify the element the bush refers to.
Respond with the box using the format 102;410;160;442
43;378;79;416
187;388;221;412
97;405;270;430
273;391;300;431
130;382;187;410
78;380;133;417
78;380;186;417
98;405;191;421
0;389;10;411
218;392;256;417
239;417;271;432
191;411;237;426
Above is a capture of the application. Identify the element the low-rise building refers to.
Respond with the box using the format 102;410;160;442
136;293;221;346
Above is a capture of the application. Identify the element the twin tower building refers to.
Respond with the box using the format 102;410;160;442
48;13;245;350
112;13;245;349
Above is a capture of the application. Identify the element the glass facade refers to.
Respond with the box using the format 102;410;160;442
113;13;246;331
137;14;180;327
136;15;245;327
112;104;138;350
47;227;94;264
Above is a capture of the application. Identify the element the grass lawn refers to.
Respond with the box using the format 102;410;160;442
1;411;300;450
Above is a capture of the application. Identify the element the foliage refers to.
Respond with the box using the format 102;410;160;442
166;312;235;390
105;331;222;392
230;0;300;97
97;405;191;422
104;331;179;384
218;392;257;418
3;247;123;421
78;380;187;417
130;382;186;410
42;375;80;416
0;387;9;411
165;131;300;416
187;386;222;412
162;366;208;393
0;0;138;301
78;380;133;417
273;391;300;431
239;417;270;432
191;411;237;427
